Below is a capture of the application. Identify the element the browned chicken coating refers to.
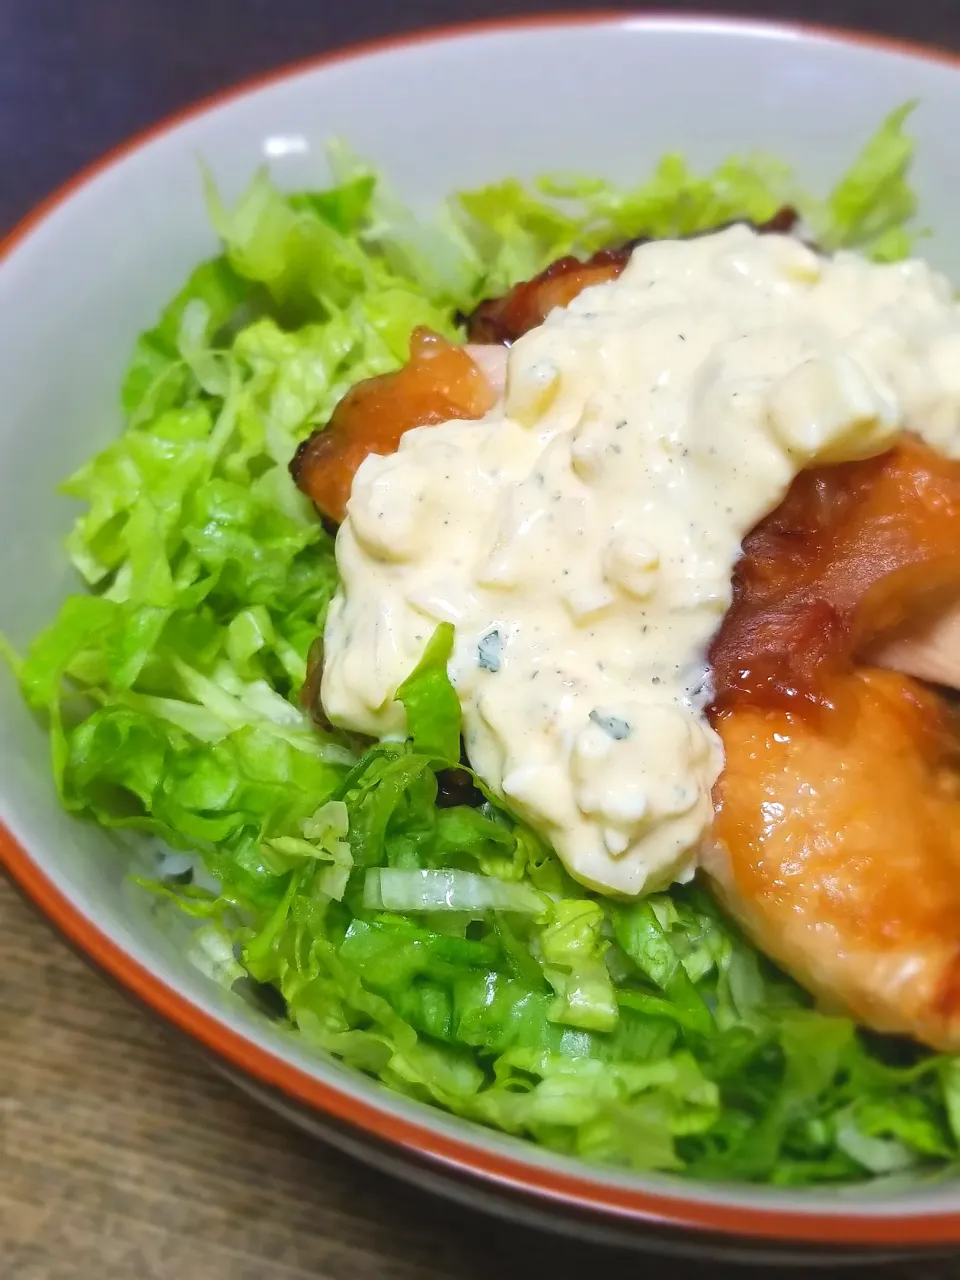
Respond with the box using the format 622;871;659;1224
708;670;960;1049
289;327;499;524
706;438;960;1050
709;436;960;714
461;207;799;345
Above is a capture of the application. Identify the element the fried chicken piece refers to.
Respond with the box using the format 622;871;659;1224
461;207;799;345
286;240;960;1049
708;669;960;1050
462;246;631;345
709;436;960;712
289;328;499;524
290;212;799;525
706;437;960;1049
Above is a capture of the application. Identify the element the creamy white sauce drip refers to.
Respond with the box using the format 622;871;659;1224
321;226;960;896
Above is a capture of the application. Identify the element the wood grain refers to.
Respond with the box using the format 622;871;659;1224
0;878;710;1276
1;876;595;1280
6;2;960;1276
3;846;959;1279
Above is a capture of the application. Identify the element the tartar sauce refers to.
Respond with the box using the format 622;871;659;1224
321;225;960;896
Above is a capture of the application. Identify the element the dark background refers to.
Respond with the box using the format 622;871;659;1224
4;0;960;232
4;3;960;1278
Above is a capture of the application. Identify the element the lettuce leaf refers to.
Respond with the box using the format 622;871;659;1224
12;111;959;1185
446;104;920;300
394;622;460;763
819;101;919;259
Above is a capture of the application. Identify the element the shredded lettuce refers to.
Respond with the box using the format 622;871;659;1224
394;622;461;763
12;103;960;1184
818;101;920;260
362;867;544;915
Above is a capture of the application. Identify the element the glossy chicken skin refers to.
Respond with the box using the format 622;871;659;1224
289;327;498;524
707;437;960;1050
710;436;960;713
462;245;631;345
708;669;960;1049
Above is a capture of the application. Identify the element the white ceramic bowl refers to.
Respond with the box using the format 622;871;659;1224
4;14;960;1262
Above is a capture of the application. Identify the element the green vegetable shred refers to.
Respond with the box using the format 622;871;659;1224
14;104;960;1183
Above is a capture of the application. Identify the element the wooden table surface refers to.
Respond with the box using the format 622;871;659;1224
5;2;960;1276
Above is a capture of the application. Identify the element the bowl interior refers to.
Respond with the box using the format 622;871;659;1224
4;14;960;1231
